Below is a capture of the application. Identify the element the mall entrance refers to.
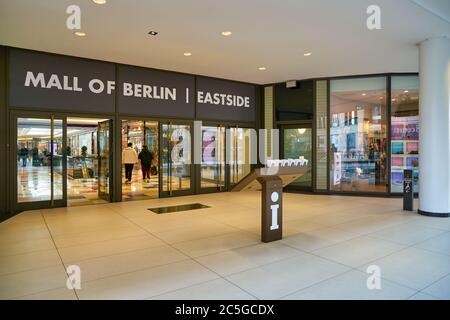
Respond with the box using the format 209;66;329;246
121;119;160;200
12;112;255;211
13;112;113;211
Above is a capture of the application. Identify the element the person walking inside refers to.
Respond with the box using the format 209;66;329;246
138;145;154;183
19;146;29;167
122;142;138;184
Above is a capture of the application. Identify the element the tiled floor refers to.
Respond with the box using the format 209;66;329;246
0;192;449;300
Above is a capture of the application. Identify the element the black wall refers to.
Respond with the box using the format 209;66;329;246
0;46;7;218
275;80;314;121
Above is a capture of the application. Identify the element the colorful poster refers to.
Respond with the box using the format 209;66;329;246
392;157;404;167
391;116;419;140
406;141;418;154
392;142;404;155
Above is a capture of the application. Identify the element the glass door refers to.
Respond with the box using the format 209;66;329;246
160;121;193;197
281;124;313;191
229;127;253;187
199;125;226;192
98;120;113;201
15;115;66;211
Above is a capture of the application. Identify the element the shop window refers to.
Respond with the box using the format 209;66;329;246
390;76;419;193
329;77;388;193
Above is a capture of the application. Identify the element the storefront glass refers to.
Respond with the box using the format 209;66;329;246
67;117;110;206
17;118;63;202
121;120;159;200
161;123;191;194
390;76;419;193
330;77;388;193
283;127;313;189
201;126;225;189
229;128;253;186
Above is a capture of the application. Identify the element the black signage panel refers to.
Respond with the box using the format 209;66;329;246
196;77;256;122
117;66;195;119
9;49;115;112
403;169;414;211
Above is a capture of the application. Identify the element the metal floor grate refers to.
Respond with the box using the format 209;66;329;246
148;203;210;214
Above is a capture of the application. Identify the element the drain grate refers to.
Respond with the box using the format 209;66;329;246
148;203;210;214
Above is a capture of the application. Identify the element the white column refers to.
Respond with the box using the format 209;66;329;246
418;37;450;217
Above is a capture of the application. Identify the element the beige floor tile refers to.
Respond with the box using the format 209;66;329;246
0;237;55;257
408;292;439;300
0;249;62;275
0;265;68;299
196;242;302;276
313;236;405;268
73;245;188;282
283;219;335;236
226;254;349;299
77;260;219;300
154;222;239;244
422;274;450;299
52;224;147;248
368;223;446;246
0;227;51;245
13;287;78;300
58;234;166;263
173;231;260;258
2;210;43;224
358;247;450;290
283;270;416;300
414;231;450;256
281;227;360;252
150;278;256;300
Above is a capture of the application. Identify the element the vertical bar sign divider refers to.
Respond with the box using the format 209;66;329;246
50;115;54;206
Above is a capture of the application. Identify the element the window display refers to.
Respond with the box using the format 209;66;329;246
390;76;419;193
329;77;388;193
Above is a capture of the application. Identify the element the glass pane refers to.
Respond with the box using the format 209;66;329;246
52;119;63;200
230;128;252;185
201;126;225;189
98;120;110;200
17;118;59;202
283;127;312;188
67;117;111;206
330;77;388;192
161;124;191;192
121;120;159;200
390;76;419;193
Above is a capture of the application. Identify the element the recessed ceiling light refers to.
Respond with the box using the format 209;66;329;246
258;67;266;71
183;52;192;57
92;0;107;4
148;31;158;36
362;93;367;96
392;98;397;102
303;52;312;57
221;31;232;36
404;90;409;93
74;31;86;37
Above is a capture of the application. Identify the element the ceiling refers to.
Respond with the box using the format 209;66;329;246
0;0;449;84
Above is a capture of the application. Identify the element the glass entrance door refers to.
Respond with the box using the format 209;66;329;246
160;122;193;197
229;127;253;187
15;115;66;210
281;124;313;190
199;125;226;192
98;120;113;202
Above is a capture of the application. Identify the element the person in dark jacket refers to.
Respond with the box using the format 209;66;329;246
138;145;154;182
19;146;29;167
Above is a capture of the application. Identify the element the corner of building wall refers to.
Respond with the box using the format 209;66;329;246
0;45;8;218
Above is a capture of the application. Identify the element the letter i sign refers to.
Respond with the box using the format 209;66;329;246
270;192;279;230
